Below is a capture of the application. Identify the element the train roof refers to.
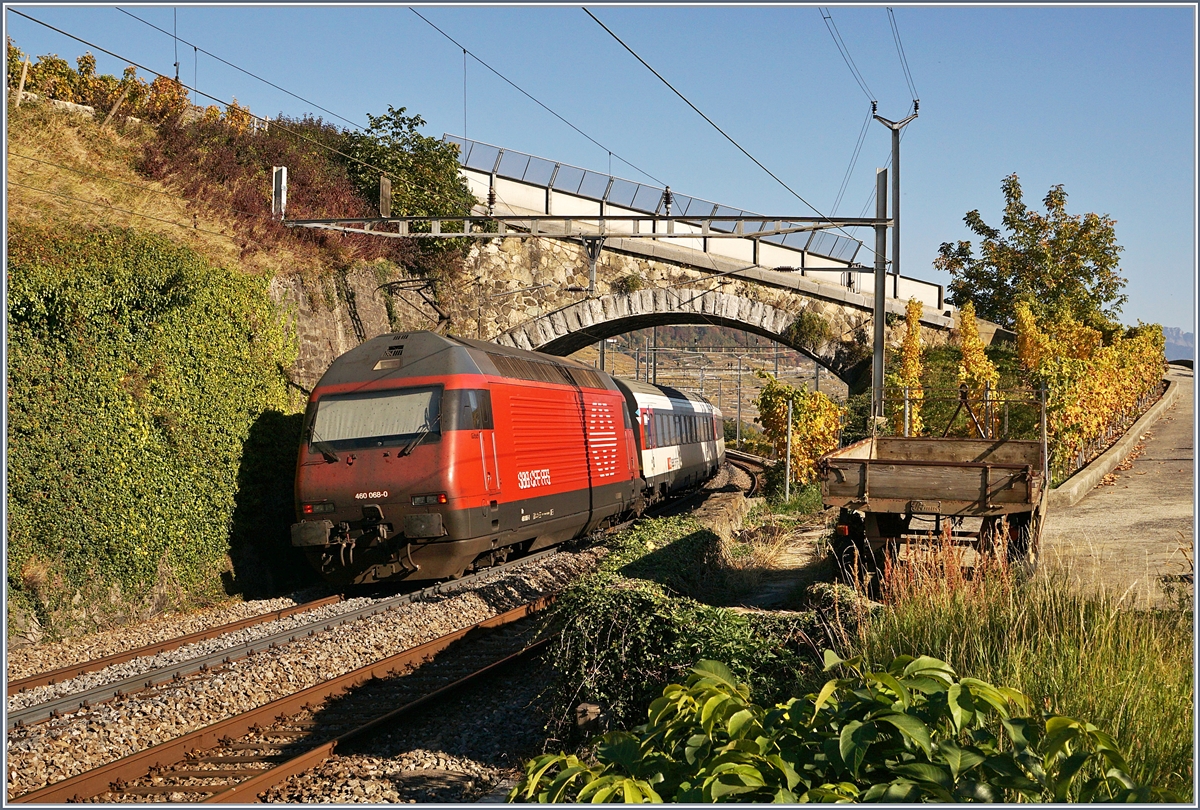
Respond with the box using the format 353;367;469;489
613;377;714;407
314;330;617;392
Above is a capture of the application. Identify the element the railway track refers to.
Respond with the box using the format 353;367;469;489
8;468;746;733
7;596;345;697
6;549;558;730
8;470;753;801
10;599;550;803
726;449;770;498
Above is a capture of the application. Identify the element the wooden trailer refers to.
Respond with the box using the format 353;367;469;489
819;434;1048;576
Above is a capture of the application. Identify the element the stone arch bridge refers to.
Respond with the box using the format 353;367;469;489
468;239;1013;391
495;287;878;385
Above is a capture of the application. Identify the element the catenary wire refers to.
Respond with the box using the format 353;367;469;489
9;9;468;212
8;179;239;241
887;7;919;102
583;7;876;261
116;7;367;131
409;8;666;188
820;7;875;103
832;107;871;216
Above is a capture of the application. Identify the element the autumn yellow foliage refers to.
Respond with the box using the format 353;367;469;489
890;297;924;435
753;372;844;485
1015;305;1165;482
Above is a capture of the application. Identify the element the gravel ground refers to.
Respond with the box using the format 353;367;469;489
6;549;603;799
6;587;333;682
262;656;556;803
8;594;392;713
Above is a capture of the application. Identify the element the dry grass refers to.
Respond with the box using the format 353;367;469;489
5;101;329;281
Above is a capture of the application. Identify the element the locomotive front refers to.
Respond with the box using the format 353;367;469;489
291;332;494;585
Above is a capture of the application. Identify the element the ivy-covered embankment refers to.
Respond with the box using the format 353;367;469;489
7;223;304;636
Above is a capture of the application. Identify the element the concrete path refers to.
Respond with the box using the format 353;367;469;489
1042;365;1194;607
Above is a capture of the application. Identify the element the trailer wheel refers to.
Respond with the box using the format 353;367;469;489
831;508;870;584
1004;511;1040;574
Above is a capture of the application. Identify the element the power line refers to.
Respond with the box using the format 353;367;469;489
116;7;367;131
819;7;875;104
582;8;876;261
8;179;238;241
8;9;466;212
887;7;919;102
832;107;872;216
409;8;666;187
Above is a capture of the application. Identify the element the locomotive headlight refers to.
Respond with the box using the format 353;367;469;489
411;493;448;505
302;502;336;515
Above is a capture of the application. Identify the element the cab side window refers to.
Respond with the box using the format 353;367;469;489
446;389;493;430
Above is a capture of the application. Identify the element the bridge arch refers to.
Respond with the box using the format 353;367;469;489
492;288;877;386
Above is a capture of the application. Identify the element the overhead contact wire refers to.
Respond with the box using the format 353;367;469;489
9;9;466;212
410;8;665;187
819;7;875;104
831;108;871;216
887;7;919;102
583;8;876;260
9;180;238;241
9;151;275;222
116;7;367;131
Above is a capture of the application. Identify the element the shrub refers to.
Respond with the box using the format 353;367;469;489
6;223;298;620
753;372;844;484
514;655;1169;802
543;518;819;739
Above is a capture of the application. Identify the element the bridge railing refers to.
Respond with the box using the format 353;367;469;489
444;135;946;312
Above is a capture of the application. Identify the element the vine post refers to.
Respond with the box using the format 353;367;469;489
784;397;793;500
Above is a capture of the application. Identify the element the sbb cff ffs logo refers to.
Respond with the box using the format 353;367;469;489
517;469;551;490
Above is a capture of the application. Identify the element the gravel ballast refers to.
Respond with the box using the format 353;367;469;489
6;588;332;683
6;549;603;799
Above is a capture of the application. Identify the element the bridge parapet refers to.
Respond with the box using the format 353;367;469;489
447;135;948;314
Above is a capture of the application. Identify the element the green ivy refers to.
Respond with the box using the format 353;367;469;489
6;223;298;609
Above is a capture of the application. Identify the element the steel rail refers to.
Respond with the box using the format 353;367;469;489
6;549;558;730
7;595;345;696
9;597;551;804
204;638;548;803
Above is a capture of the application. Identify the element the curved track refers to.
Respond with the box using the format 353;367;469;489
726;449;769;498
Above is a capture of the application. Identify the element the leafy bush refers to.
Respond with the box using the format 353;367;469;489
753;372;843;485
543;518;819;738
6;223;298;622
1014;302;1164;483
514;655;1171;803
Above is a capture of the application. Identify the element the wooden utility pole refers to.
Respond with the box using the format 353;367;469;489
101;86;130;128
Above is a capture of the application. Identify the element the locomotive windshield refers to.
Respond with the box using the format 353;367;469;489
308;386;442;450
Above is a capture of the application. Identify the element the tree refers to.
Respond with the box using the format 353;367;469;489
340;105;476;222
934;174;1127;332
753;372;843;486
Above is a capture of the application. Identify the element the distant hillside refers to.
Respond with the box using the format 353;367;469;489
1163;326;1194;361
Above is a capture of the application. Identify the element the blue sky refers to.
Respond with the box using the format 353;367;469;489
6;4;1196;332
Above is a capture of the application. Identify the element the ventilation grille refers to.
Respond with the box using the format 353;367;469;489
487;353;607;389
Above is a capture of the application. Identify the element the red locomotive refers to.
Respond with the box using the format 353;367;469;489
291;331;725;585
